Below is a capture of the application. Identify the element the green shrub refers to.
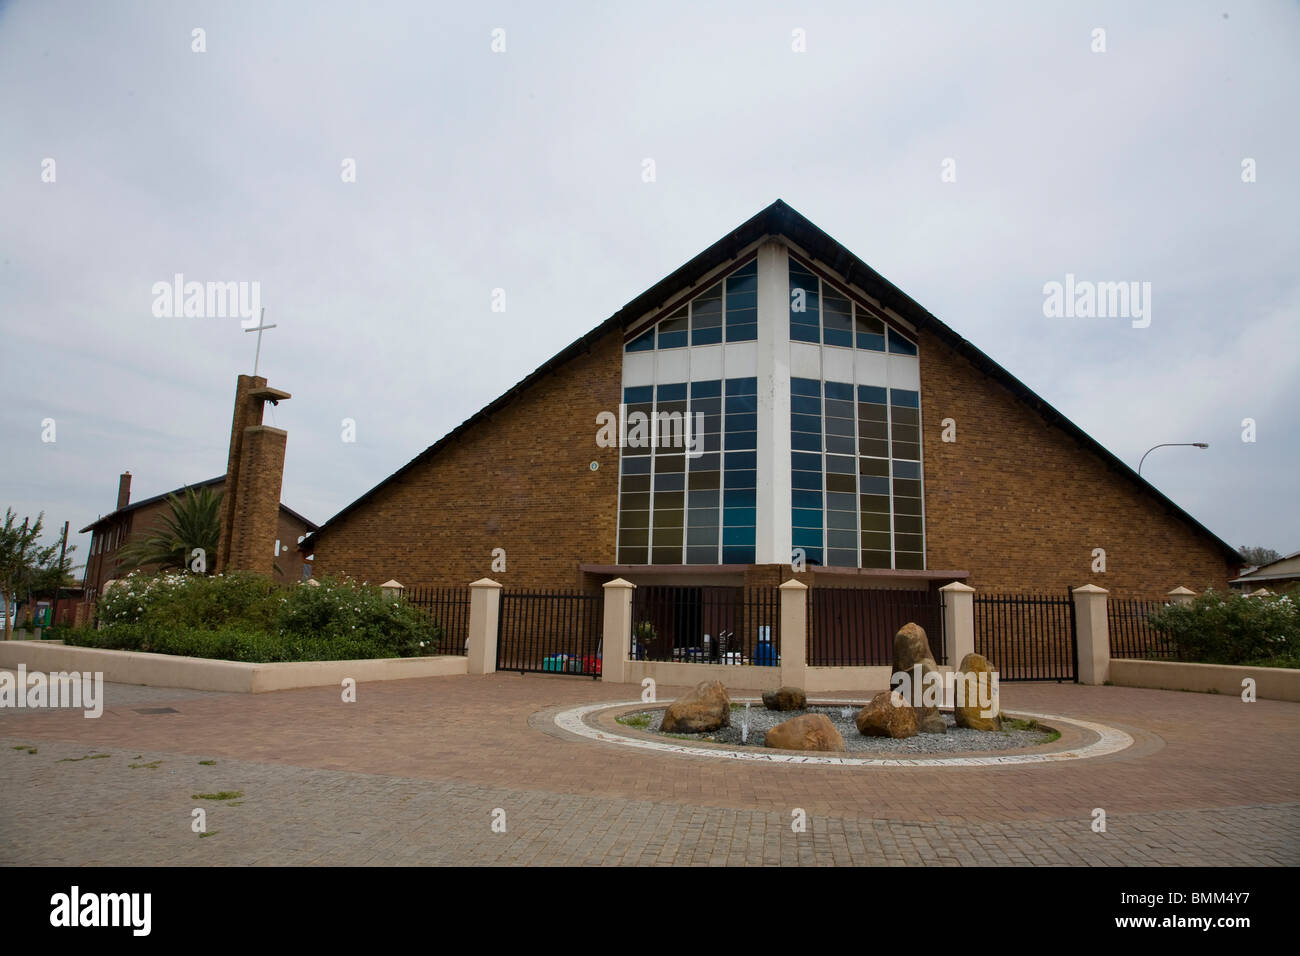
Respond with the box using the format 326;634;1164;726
1146;588;1299;666
80;571;444;662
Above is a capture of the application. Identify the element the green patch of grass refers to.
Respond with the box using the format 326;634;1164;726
58;753;110;762
129;760;162;770
12;744;38;755
1044;730;1061;743
662;732;695;740
198;760;216;766
192;791;243;801
616;712;653;729
1001;718;1061;744
199;831;218;838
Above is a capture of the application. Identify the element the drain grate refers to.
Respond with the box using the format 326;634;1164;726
133;707;179;715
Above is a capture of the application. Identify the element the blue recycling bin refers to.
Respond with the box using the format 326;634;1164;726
752;641;777;666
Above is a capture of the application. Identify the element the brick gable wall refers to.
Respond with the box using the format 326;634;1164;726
309;325;1235;599
917;329;1235;598
310;331;624;590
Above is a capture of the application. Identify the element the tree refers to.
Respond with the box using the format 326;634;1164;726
0;509;58;640
118;485;222;574
1237;545;1281;568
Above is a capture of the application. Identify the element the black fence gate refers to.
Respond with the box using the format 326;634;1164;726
808;587;946;666
404;585;470;656
630;586;781;666
974;590;1077;681
496;590;603;678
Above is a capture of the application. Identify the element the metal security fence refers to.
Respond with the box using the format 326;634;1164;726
405;585;470;656
630;586;781;666
1109;598;1173;660
496;590;603;678
974;591;1077;682
808;587;946;666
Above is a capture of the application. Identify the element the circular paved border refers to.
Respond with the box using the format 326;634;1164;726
554;698;1134;767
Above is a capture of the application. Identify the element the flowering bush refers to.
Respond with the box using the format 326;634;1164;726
1146;587;1299;666
78;571;444;662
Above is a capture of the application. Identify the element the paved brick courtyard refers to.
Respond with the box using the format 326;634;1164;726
2;671;1297;866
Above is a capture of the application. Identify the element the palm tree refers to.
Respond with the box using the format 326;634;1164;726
118;485;222;573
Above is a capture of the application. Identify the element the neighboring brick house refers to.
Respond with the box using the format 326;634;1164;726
302;200;1241;599
1230;551;1300;593
80;472;316;598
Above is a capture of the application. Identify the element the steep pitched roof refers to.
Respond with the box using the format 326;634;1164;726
302;199;1240;564
80;476;317;534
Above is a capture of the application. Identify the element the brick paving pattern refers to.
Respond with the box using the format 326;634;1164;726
2;672;1297;865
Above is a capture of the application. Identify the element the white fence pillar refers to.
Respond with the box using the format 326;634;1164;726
778;579;808;687
601;578;635;683
939;581;975;667
1072;583;1110;685
1167;586;1195;606
466;578;502;675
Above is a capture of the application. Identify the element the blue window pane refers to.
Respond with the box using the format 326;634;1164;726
791;431;821;452
791;378;821;397
894;460;921;479
722;526;755;546
725;468;756;488
792;509;824;529
623;385;653;404
725;396;757;414
824;381;854;401
798;547;824;565
890;388;920;409
792;470;823;490
724;507;756;527
691;379;722;398
727;431;756;450
792;528;823;548
790;413;822;434
726;377;757;395
857;330;886;351
857;385;887;405
790;395;821;415
790;323;820;344
791;451;821;471
723;488;755;508
860;476;889;495
791;489;822;509
656;382;687;401
625;327;654;352
888;329;918;355
724;451;756;470
721;545;755;564
823;327;852;348
727;322;757;342
726;412;757;431
658;329;688;349
692;326;722;346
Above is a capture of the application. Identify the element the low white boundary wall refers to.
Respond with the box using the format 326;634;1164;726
0;642;467;694
1110;659;1300;702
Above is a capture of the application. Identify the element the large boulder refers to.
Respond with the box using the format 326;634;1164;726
855;690;918;738
893;622;936;675
764;713;845;752
892;624;945;734
954;653;1001;731
761;686;807;711
661;680;731;734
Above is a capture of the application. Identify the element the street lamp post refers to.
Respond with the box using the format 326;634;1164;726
1138;442;1209;476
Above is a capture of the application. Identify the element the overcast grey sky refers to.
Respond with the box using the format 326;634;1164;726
2;0;1296;567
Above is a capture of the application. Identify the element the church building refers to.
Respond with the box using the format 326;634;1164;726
302;201;1240;598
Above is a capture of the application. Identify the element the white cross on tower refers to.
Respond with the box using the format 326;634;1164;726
244;308;277;377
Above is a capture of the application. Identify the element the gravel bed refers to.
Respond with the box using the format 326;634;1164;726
623;703;1056;755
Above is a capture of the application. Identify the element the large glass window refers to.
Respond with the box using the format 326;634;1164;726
625;259;758;352
722;377;757;563
789;378;927;570
789;254;917;354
